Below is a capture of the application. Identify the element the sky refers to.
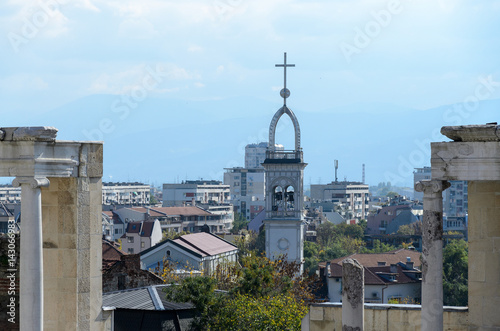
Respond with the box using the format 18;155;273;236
1;0;500;187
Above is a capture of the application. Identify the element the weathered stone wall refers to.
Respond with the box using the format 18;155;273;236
103;254;163;293
0;234;20;331
467;181;500;330
41;175;104;330
303;303;468;331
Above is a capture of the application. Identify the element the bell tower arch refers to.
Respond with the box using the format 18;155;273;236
263;53;307;271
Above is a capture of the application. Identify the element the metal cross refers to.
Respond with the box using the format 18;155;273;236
275;52;295;105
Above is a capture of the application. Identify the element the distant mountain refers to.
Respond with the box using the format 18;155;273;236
22;94;499;187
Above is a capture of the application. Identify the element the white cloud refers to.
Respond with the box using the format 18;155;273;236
188;44;203;52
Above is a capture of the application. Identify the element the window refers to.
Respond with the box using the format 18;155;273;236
167;250;171;256
127;248;134;254
141;241;145;248
115;229;119;234
127;236;134;243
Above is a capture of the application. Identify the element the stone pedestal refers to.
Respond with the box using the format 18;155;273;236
342;258;364;331
415;179;450;331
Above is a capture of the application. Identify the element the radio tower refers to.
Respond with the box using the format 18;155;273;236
334;160;338;182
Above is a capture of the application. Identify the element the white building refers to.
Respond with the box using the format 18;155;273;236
102;211;126;242
310;181;370;220
443;181;468;217
245;142;284;169
223;167;265;220
140;232;238;275
0;185;21;203
121;219;162;254
162;180;230;207
102;182;151;205
320;249;422;303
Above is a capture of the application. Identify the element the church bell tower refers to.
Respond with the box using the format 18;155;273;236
263;53;307;270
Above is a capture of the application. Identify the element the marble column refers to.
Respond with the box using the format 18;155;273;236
13;176;50;331
342;258;364;331
415;179;450;331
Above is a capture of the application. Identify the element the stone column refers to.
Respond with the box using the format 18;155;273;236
415;179;450;331
342;258;364;331
13;176;50;331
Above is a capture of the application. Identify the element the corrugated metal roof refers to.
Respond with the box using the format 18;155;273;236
103;285;193;311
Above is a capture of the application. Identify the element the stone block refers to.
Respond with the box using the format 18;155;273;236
475;181;500;193
59;277;77;293
78;292;91;323
77;249;91;284
485;252;500;284
78;233;90;250
469;251;486;282
469;281;500;297
484;209;500;237
469;239;493;253
78;277;90;294
58;233;77;249
43;249;60;279
323;306;335;321
59;249;77;278
309;306;324;321
78;191;90;207
77;206;91;235
59;190;75;206
468;295;483;328
481;296;500;327
41;191;59;207
86;143;103;178
58;205;77;234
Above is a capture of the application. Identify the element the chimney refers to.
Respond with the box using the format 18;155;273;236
326;262;331;277
390;264;398;273
406;257;414;269
192;197;195;206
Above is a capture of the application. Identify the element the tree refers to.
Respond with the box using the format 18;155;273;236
443;239;468;306
149;195;159;205
397;224;415;235
231;212;249;234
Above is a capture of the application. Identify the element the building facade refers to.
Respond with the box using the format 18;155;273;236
162;180;230;207
0;185;21;203
102;182;151;205
223;167;265;220
245;142;284;169
310;181;370;220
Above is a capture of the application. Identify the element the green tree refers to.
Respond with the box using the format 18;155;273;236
149;195;159;205
210;292;307;331
443;239;468;306
231;212;249;234
397;224;415;235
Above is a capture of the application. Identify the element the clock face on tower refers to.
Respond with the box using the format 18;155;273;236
277;237;290;250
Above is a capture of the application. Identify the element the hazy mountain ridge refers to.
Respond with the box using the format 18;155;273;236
20;95;500;186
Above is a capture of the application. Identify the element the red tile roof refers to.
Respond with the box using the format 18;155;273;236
102;240;126;272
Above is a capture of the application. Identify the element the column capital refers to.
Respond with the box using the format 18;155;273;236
414;179;450;195
12;176;50;189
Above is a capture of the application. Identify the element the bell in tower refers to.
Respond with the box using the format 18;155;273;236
263;53;307;272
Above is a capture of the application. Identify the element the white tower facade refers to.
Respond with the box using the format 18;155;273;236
263;53;306;270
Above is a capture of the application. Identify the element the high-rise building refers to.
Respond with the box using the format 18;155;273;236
443;181;468;217
245;142;284;169
310;181;370;220
162;180;230;207
223;167;265;220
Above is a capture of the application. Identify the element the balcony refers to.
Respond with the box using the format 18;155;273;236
264;150;303;163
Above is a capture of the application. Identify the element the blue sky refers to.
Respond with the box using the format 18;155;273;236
1;0;500;187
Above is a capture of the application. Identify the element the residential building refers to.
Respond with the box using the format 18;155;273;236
102;211;126;242
443;180;468;217
0;185;21;204
102;182;151;205
223;167;265;220
319;249;422;303
310;181;370;220
245;142;283;169
114;206;233;234
162;180;230;207
121;220;162;254
366;202;421;235
140;232;238;276
413;167;431;202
